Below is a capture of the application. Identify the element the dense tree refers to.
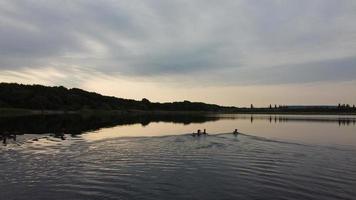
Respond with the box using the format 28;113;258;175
0;83;231;112
1;83;355;114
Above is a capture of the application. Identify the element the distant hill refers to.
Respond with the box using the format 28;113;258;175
0;83;236;112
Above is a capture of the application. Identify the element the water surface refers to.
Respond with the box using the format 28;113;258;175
1;114;355;200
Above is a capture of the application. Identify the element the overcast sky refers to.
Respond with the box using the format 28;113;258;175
1;0;355;106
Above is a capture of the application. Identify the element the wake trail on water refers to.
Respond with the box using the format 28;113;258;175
214;132;356;152
2;130;356;153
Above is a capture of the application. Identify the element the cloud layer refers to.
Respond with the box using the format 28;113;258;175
1;0;356;105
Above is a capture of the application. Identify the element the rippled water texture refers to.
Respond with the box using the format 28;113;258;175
1;114;356;200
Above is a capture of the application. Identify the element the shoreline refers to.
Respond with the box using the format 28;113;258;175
1;108;356;117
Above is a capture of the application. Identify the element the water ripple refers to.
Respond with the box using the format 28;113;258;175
1;133;355;200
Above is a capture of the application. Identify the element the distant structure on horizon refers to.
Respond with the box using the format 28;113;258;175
278;105;338;109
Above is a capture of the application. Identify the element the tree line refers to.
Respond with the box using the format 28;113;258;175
1;83;355;114
0;83;232;112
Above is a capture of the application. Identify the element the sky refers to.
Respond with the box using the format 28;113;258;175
0;0;355;107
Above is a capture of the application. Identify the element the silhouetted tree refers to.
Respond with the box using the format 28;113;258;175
142;98;150;104
0;83;233;112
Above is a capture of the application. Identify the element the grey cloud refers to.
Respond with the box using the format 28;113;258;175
216;56;356;85
271;57;356;84
0;0;356;85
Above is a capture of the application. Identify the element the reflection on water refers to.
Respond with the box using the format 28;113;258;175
1;114;356;146
0;113;219;145
0;132;16;146
0;113;220;135
223;114;356;126
1;114;356;200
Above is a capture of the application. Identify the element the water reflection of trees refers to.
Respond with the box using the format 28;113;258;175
1;114;355;145
232;115;356;126
0;132;16;146
273;116;356;126
0;113;219;136
0;113;221;145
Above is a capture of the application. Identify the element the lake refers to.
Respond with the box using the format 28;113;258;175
1;114;356;200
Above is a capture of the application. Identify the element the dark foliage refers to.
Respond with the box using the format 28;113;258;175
0;113;220;135
0;83;231;111
1;83;354;114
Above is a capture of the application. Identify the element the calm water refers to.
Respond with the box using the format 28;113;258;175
1;114;356;200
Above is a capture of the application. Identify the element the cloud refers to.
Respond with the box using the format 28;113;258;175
0;0;355;85
214;56;356;85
